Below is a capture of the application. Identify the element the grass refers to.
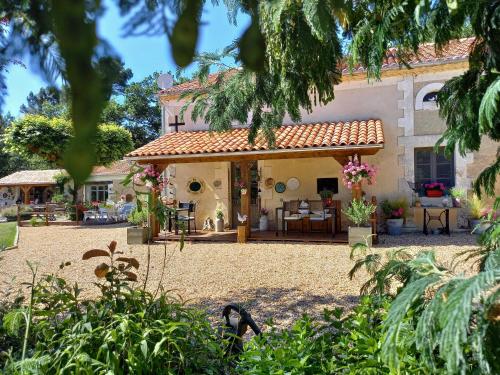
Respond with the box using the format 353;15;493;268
0;222;17;248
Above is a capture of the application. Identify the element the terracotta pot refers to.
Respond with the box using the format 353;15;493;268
352;183;362;199
426;189;443;198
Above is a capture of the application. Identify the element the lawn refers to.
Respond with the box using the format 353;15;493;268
0;222;17;248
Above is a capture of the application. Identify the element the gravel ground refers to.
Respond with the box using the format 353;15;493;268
0;225;480;329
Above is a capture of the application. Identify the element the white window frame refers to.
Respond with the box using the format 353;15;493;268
415;82;444;111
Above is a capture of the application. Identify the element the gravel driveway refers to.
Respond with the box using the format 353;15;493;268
0;226;479;329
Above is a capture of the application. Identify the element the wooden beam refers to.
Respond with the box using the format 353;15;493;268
20;186;31;204
332;156;350;166
240;160;251;236
130;146;383;166
149;164;168;238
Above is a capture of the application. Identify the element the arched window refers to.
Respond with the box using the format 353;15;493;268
415;82;443;110
423;91;438;103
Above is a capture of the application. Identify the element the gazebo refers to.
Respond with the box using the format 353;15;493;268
0;169;63;206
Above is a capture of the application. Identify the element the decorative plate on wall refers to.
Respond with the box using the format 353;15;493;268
274;182;286;193
287;177;300;191
213;179;222;189
264;177;275;189
187;178;205;194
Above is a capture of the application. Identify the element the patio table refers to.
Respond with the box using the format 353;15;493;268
423;207;450;236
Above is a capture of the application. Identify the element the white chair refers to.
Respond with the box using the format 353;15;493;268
83;210;98;223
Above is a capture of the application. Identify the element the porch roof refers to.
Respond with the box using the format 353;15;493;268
0;169;63;187
126;119;384;164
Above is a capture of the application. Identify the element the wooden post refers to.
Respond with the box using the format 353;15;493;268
21;186;31;205
371;196;378;244
150;164;168;239
240;160;251;237
352;182;362;200
17;204;20;226
45;202;49;226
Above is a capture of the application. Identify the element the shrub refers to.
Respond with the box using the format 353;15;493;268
342;199;376;226
128;207;148;226
0;206;17;218
1;242;229;373
468;194;485;219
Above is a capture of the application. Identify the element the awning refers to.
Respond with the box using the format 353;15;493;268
126;119;384;164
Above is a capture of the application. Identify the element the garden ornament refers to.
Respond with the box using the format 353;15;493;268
221;304;262;355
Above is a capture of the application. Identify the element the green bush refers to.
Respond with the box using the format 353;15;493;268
1;243;229;374
128;207;148;226
342;199;376;226
236;296;424;374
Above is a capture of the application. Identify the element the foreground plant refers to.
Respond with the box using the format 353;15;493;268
1;241;228;374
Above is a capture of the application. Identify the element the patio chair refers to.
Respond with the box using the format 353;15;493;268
118;203;135;222
177;202;197;234
98;208;110;223
83;210;98;223
308;201;332;233
282;200;304;234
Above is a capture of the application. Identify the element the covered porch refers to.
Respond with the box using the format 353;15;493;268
126;120;385;243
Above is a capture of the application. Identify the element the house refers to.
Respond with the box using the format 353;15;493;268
126;38;499;239
0;160;135;206
82;160;135;203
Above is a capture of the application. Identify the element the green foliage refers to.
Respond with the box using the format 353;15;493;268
342;199;376;227
0;222;17;248
379;220;500;374
127;207;148;226
215;207;224;220
450;186;466;199
236;296;424;374
349;242;418;296
4;115;133;167
468;194;486;219
29;217;43;227
2;243;228;373
381;198;409;219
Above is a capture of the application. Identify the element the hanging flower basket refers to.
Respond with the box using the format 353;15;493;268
342;161;377;189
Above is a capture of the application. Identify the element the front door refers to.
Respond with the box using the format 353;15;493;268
231;162;259;229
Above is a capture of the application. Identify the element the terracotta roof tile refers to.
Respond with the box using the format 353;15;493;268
127;120;384;158
91;160;131;176
161;38;474;96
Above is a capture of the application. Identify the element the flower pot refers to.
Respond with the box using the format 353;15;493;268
322;198;333;208
348;226;372;247
215;218;224;232
127;226;149;244
240;188;247;196
470;219;490;234
386;218;404;236
452;198;461;208
426;190;443;198
259;215;268;231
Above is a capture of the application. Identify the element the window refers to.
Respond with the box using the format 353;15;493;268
414;147;455;192
422;91;438;103
90;184;109;202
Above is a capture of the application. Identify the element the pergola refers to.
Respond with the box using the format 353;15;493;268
126;120;385;237
0;170;63;204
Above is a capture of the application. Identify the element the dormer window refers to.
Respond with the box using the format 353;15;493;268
415;82;443;110
423;91;438;103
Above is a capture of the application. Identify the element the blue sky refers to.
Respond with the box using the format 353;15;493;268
3;2;249;116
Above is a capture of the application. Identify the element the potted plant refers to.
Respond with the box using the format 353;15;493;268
341;161;377;190
424;182;446;197
449;187;466;208
467;194;493;234
319;189;333;207
127;207;149;244
215;207;224;232
343;199;376;247
235;179;247;195
381;198;408;235
259;208;269;231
